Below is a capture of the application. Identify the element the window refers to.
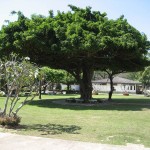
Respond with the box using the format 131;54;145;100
130;85;135;91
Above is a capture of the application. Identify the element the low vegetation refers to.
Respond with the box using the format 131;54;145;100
0;115;21;126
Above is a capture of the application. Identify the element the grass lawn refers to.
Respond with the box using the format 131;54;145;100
0;93;150;147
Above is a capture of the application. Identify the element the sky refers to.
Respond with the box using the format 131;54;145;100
0;0;150;40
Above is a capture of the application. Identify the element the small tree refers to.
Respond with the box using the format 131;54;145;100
61;72;77;91
40;67;65;93
139;66;150;89
0;54;39;126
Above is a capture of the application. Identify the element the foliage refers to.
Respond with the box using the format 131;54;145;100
92;71;108;80
139;66;150;88
0;54;39;126
125;66;150;89
0;6;150;101
55;83;62;90
40;67;65;84
61;71;76;85
40;67;76;91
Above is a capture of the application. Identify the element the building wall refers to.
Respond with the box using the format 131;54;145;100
92;83;137;93
61;84;80;91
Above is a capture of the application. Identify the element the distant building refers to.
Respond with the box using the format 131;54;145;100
61;84;80;91
92;76;142;94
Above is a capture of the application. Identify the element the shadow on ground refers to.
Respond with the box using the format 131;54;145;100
16;123;81;135
28;99;150;111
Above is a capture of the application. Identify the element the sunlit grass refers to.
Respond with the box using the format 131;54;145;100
0;93;150;147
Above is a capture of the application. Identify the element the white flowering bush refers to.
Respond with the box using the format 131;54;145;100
0;54;39;126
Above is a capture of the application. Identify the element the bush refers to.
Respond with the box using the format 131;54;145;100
0;115;21;127
123;92;129;96
92;91;99;95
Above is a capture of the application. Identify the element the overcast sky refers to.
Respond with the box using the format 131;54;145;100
0;0;150;40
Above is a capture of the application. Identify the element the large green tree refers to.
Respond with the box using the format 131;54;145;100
0;5;150;101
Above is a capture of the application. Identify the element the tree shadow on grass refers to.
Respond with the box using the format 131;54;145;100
28;99;150;111
19;123;81;135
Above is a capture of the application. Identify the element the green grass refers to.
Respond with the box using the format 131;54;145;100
0;94;150;147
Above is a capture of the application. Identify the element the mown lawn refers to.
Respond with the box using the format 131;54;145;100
0;94;150;147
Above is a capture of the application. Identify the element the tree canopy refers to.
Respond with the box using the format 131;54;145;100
0;5;150;101
139;66;150;88
40;67;76;92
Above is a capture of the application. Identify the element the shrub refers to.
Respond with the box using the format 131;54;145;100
123;92;129;96
92;91;99;95
0;115;21;126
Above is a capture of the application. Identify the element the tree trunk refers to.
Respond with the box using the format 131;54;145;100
43;84;47;94
68;65;93;102
39;80;42;99
79;66;93;102
108;75;114;101
67;83;70;91
2;91;12;116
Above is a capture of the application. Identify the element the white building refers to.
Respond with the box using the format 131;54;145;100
61;84;80;91
92;77;142;94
